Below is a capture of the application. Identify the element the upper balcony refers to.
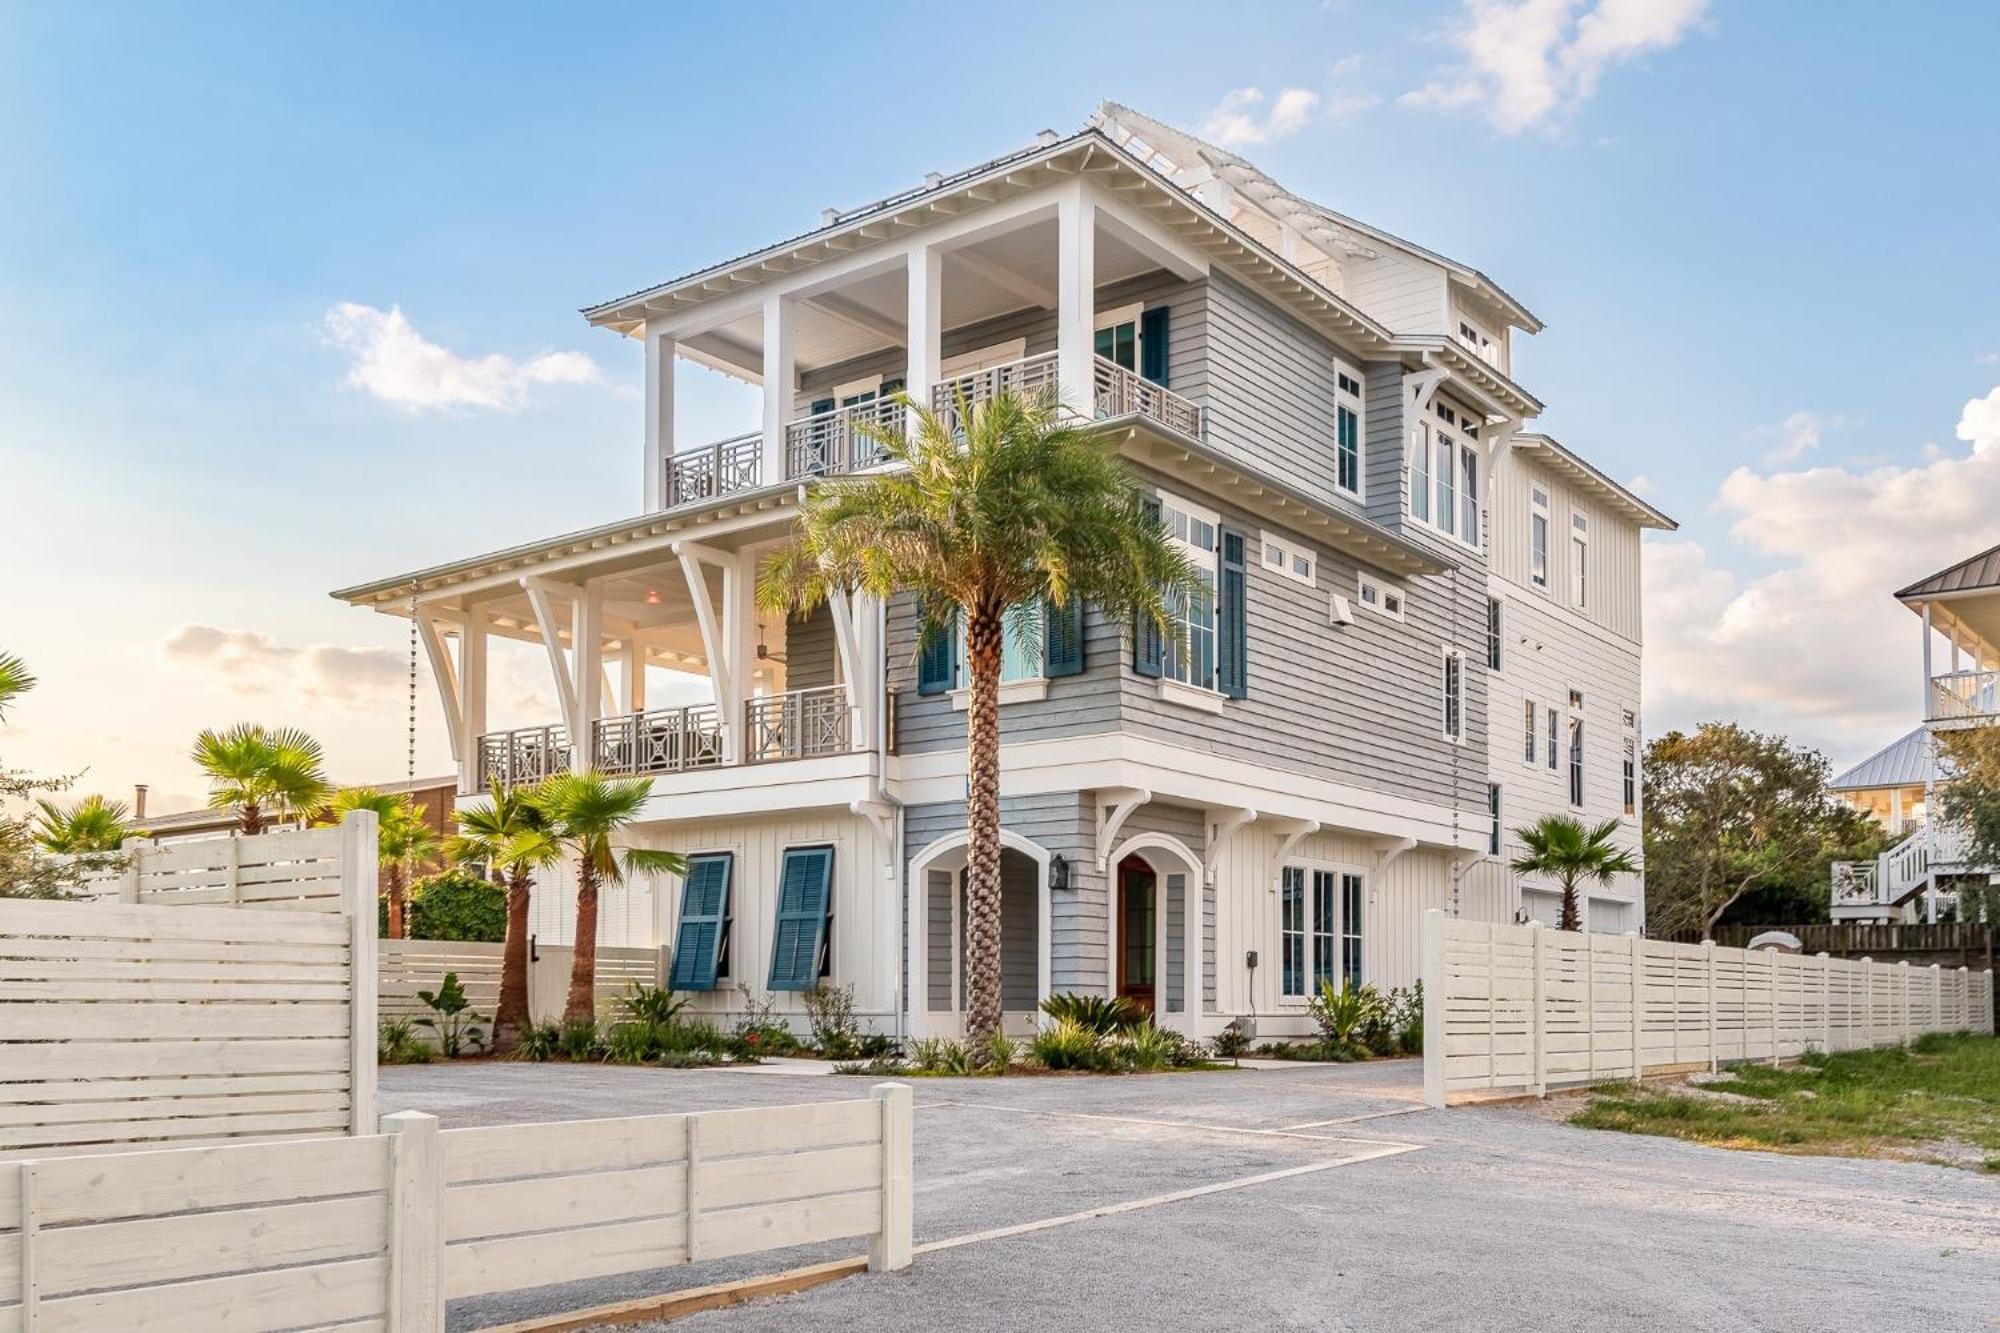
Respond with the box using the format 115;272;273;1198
1928;669;2000;727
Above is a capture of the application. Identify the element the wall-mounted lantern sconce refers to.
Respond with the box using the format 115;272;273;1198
1048;853;1070;892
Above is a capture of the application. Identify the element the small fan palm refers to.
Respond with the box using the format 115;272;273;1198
528;771;687;1021
192;723;330;834
323;788;438;938
32;795;134;854
448;781;559;1049
0;652;34;721
1510;814;1640;932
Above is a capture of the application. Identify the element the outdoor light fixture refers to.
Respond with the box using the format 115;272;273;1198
1047;853;1070;891
643;588;661;606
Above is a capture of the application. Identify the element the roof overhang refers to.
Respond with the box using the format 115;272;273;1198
1396;338;1543;420
1513;433;1675;530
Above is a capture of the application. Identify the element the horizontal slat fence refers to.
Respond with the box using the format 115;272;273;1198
379;940;666;1040
0;816;377;1154
0;1086;913;1332
69;830;347;912
1422;910;1995;1107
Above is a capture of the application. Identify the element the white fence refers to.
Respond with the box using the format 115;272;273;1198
70;828;350;911
1;817;377;1154
0;1086;914;1331
379;938;664;1036
1421;910;1996;1107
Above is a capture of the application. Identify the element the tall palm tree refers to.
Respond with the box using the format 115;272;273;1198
0;652;34;721
1510;814;1641;932
322;788;438;938
192;724;330;835
528;771;686;1021
758;389;1195;1041
448;781;559;1050
32;795;134;854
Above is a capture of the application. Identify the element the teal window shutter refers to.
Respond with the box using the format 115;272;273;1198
1134;494;1164;677
768;845;835;991
668;853;733;991
1140;306;1170;385
916;615;956;695
810;396;835;415
1218;528;1247;699
1044;595;1084;677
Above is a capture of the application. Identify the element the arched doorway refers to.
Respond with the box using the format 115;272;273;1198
1116;854;1158;1014
1105;833;1204;1033
907;831;1051;1038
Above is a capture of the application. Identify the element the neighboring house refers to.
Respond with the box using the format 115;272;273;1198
332;103;1673;1039
1830;727;1928;836
130;775;457;852
1833;544;2000;923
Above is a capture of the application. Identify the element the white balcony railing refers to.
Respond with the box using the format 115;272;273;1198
930;350;1061;421
591;705;724;777
1830;860;1881;907
744;686;852;763
475;724;571;790
665;432;761;508
1929;669;2000;724
1092;355;1203;437
786;399;905;480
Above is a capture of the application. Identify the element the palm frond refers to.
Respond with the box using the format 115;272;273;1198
0;651;36;720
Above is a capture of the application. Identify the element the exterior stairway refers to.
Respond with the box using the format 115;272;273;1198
1832;820;1973;921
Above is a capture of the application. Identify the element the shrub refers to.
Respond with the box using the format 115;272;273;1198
803;984;866;1058
558;1016;604;1062
910;1037;976;1075
378;1017;431;1064
1039;992;1144;1035
832;1056;910;1076
1309;980;1385;1054
1030;1018;1114;1071
733;994;801;1057
1211;1020;1252;1063
1391;981;1424;1055
515;1022;561;1062
1118;1021;1182;1071
406;868;506;942
981;1030;1020;1071
415;971;487;1057
605;1020;656;1064
622;983;690;1026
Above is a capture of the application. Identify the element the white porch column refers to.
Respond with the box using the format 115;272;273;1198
906;245;941;423
1921;601;1934;718
1056;185;1096;416
718;550;760;762
1185;869;1203;1032
621;638;647;714
571;583;605;768
460;607;488;792
761;295;796;485
644;329;676;510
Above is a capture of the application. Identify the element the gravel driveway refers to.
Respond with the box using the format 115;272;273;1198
382;1059;2000;1333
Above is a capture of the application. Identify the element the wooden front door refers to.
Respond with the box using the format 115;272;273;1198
1117;857;1157;1013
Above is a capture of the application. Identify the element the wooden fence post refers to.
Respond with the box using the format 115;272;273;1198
870;1083;914;1273
1768;950;1781;1068
1817;953;1831;1054
1529;921;1547;1097
121;837;143;903
1703;939;1718;1073
1627;933;1643;1082
384;1111;444;1333
342;810;380;1137
1421;910;1446;1108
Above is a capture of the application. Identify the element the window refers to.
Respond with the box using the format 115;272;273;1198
1488;785;1502;856
1458;319;1498;366
1523;699;1538;764
1571;511;1589;609
1137;494;1243;699
1622;739;1637;817
1334;362;1364;496
1261;531;1315;587
1530;487;1550;589
1340;873;1364;985
1411;400;1482;550
668;852;733;991
955;601;1043;686
1409;428;1431;523
1282;866;1353;996
1486;597;1503;670
1546;706;1559;770
1568;717;1585;807
1357;573;1405;622
1441;648;1464;743
1095;303;1141;371
768;845;835;991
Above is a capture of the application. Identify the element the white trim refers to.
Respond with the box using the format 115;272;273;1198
1095;787;1152;871
1260;531;1316;588
1156;677;1225;714
1356;572;1405;622
905;828;1053;1040
1440;646;1465;745
938;337;1028;378
1333;358;1365;501
1103;832;1203;1031
949;678;1050;710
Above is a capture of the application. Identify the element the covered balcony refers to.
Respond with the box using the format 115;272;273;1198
1901;548;2000;729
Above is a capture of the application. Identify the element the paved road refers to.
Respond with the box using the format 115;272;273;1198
382;1059;2000;1333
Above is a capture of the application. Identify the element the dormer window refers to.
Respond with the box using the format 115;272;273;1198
1411;398;1481;552
1334;361;1364;497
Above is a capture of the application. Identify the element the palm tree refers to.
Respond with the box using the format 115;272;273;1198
1510;814;1641;932
0;652;34;721
322;788;439;938
528;771;686;1021
32;795;134;853
448;781;559;1050
192;724;330;835
758;389;1195;1041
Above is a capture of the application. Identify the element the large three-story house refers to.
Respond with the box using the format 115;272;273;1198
334;103;1673;1039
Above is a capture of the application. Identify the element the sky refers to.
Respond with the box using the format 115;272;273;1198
4;0;2000;815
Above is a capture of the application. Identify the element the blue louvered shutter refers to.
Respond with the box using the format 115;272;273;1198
916;615;956;695
1218;528;1247;699
668;853;732;991
1044;596;1084;677
1134;494;1164;677
768;845;835;991
1140;306;1170;386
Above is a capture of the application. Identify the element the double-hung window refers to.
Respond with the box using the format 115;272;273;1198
1487;785;1502;856
1530;486;1551;589
1157;493;1217;689
1622;707;1638;817
955;601;1043;686
1571;511;1590;609
1546;706;1559;771
1340;874;1364;985
1486;597;1503;670
1281;866;1357;996
1441;648;1464;744
1568;717;1586;807
1523;699;1538;764
1095;304;1140;371
1412;400;1481;551
1334;363;1364;497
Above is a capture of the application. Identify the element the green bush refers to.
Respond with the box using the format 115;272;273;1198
516;1022;561;1062
1039;992;1144;1034
622;983;689;1026
1118;1022;1182;1071
1309;980;1385;1055
1029;1018;1115;1071
910;1037;976;1075
407;868;506;942
415;971;487;1057
558;1016;604;1062
1210;1020;1252;1063
1391;981;1424;1055
732;994;801;1057
981;1031;1020;1071
803;984;863;1057
378;1017;432;1064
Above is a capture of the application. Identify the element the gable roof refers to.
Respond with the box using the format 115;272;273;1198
1895;540;2000;601
1512;434;1675;529
1829;727;1929;792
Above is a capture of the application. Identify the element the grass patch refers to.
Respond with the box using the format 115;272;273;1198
1569;1032;2000;1169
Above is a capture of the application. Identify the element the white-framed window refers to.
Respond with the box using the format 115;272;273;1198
1523;699;1538;765
1261;531;1315;587
1488;784;1503;856
1410;428;1431;524
954;601;1042;688
1159;491;1218;690
1334;362;1364;497
1568;715;1586;807
1280;864;1361;997
1411;400;1481;551
1485;596;1502;671
1441;647;1464;744
1356;573;1404;621
1571;510;1590;609
1458;318;1498;367
1546;705;1559;771
1094;303;1143;371
1530;486;1551;590
1622;706;1639;817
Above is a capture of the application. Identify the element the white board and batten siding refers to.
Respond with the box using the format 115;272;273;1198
1;816;378;1156
0;1085;914;1332
1422;911;1997;1107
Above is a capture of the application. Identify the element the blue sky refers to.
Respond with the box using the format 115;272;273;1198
5;1;1999;811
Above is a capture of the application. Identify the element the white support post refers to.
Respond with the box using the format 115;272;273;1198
1703;939;1718;1073
1055;184;1096;417
384;1111;445;1333
1768;949;1781;1068
460;606;488;793
1529;920;1547;1097
761;293;795;484
122;837;144;902
1421;909;1446;1108
645;330;676;510
18;1161;37;1329
870;1083;914;1273
621;637;647;714
342;810;379;1137
576;581;606;754
1628;933;1644;1082
1901;960;1913;1045
906;245;941;422
1818;952;1832;1054
723;550;759;756
415;614;465;767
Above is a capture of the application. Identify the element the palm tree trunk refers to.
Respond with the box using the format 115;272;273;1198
962;604;1006;1043
493;869;533;1051
565;857;600;1023
386;863;407;939
241;801;263;836
1559;878;1581;932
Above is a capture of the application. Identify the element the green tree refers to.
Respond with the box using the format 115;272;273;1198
0;652;34;720
407;867;507;942
1934;728;2000;921
322;788;438;938
527;772;686;1022
447;781;559;1050
31;794;135;853
757;389;1194;1041
191;723;331;835
1642;722;1884;935
1511;814;1641;932
0;652;107;899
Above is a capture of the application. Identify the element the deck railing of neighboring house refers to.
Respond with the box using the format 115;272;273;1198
591;704;726;777
1930;669;2000;724
665;432;762;508
744;685;851;763
1092;354;1203;437
476;723;571;789
1831;860;1882;908
786;398;906;479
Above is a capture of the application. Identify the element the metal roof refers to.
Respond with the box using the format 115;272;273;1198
1895;540;2000;600
1829;727;1929;791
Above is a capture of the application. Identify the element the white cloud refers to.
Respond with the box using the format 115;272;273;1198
1750;409;1857;465
1401;0;1708;135
161;625;406;707
1201;87;1322;147
323;303;602;412
1644;385;2000;762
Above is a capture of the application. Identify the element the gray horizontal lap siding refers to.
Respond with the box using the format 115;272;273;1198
784;603;839;691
